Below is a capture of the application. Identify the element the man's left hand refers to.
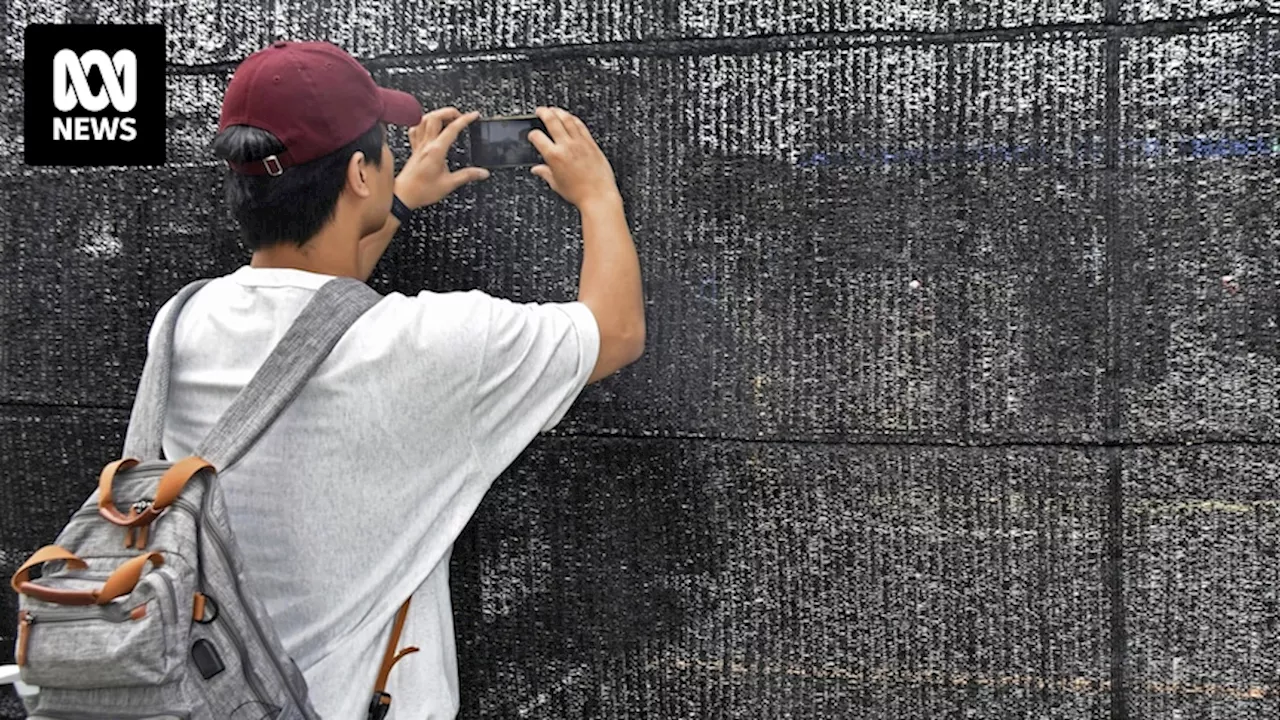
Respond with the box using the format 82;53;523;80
395;108;489;209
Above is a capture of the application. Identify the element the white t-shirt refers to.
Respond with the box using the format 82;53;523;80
147;265;600;719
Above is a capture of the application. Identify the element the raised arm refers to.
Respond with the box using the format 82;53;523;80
528;106;646;383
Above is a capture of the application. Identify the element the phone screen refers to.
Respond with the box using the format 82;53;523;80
469;116;546;168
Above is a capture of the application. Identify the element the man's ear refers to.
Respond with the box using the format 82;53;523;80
346;151;372;198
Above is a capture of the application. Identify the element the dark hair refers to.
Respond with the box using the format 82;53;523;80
211;122;386;251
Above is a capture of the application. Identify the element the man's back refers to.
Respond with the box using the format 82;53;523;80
149;265;599;718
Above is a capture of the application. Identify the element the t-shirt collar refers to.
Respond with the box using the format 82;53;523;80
230;265;338;290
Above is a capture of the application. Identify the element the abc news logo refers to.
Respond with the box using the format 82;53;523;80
25;24;165;166
53;49;139;141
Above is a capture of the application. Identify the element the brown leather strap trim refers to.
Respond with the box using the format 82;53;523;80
373;599;419;694
10;545;88;595
99;455;213;528
16;610;30;666
193;592;207;621
97;552;163;604
13;586;97;606
97;457;141;515
13;550;163;606
153;456;214;509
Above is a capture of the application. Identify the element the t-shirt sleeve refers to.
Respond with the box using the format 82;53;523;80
469;295;600;471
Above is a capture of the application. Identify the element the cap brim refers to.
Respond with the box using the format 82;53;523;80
378;87;424;126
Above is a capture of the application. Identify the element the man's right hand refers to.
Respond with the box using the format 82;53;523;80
527;107;621;211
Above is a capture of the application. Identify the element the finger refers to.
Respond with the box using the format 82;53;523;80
419;107;450;140
434;110;480;148
416;109;458;146
554;108;580;139
409;126;431;155
530;164;554;185
537;106;570;143
421;116;442;143
428;106;462;120
570;115;596;145
526;129;555;155
447;166;491;191
569;115;603;154
408;121;424;147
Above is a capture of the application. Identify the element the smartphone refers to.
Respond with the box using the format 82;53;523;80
468;114;547;169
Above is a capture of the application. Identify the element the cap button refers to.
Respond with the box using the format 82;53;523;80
271;40;288;48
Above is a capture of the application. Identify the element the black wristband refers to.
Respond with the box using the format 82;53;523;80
390;194;414;226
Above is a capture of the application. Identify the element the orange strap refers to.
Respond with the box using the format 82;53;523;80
374;599;419;695
11;545;163;606
97;457;141;516
153;456;214;509
96;553;165;604
10;545;87;595
16;611;30;666
99;456;213;528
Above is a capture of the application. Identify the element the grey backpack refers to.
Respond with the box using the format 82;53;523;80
10;277;416;720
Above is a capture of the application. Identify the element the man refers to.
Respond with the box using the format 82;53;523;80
150;40;645;718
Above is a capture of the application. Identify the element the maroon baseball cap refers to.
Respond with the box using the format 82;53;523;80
219;40;423;176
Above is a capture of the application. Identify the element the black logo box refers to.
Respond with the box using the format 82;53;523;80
24;24;166;166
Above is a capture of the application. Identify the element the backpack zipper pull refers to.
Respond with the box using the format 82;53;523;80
125;499;153;549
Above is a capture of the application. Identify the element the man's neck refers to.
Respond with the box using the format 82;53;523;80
249;223;361;278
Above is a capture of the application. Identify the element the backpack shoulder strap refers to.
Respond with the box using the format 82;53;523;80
123;275;382;470
122;278;214;461
193;276;382;471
